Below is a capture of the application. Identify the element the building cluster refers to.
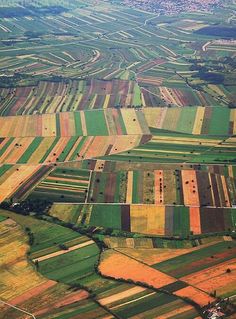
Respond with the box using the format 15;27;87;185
121;0;223;15
203;307;225;319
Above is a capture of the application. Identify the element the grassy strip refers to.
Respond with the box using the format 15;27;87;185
17;137;43;164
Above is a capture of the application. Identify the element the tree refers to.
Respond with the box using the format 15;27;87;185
34;260;39;270
59;243;69;250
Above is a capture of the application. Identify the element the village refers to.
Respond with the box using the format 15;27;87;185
121;0;223;15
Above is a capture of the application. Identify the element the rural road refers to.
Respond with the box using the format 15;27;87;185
0;300;36;319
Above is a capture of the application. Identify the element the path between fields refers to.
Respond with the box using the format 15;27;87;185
33;240;94;262
103;248;215;309
0;300;36;319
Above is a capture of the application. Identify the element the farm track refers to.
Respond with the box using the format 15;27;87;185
0;300;36;318
98;248;205;318
113;247;217;302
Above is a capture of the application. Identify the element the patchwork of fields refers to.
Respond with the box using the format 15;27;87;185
0;109;150;167
0;216;105;319
0;212;201;319
144;107;236;135
49;203;236;237
108;237;236;302
0;79;143;115
27;166;236;207
0;106;235;317
0;0;236;318
0;109;150;137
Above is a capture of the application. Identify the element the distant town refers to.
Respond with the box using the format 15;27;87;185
120;0;223;14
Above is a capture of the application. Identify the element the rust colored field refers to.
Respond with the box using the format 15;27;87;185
182;170;200;206
45;137;71;162
34;290;89;316
154;170;164;204
9;280;56;305
189;207;201;234
181;259;236;296
99;250;176;289
175;286;215;307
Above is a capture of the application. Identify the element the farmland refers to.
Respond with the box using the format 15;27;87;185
0;215;107;319
0;109;151;166
0;210;201;319
0;79;144;115
99;249;215;307
0;0;236;318
48;203;236;237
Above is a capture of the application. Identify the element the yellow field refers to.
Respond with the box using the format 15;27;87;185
130;205;165;235
143;108;163;128
230;109;236;134
0;165;40;202
126;171;133;204
0;109;151;141
121;109;143;135
0;218;48;301
99;286;146;306
103;94;111;109
163;170;177;204
192;107;205;134
0;137;34;164
28;137;56;164
0;216;89;317
49;204;74;222
104;237;154;249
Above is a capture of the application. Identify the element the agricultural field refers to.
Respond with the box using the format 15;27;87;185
99;249;215;307
0;109;150;137
104;235;236;308
48;203;236;237
0;0;236;318
19;165;236;208
0;210;201;319
0;215;109;319
153;240;236;300
103;130;236;164
0;109;151;166
84;169;236;207
0;79;144;115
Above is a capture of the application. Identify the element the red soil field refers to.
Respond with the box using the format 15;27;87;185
189;207;201;234
99;250;176;289
34;290;89;316
175;286;215;307
182;170;200;206
9;280;56;305
181;258;236;296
